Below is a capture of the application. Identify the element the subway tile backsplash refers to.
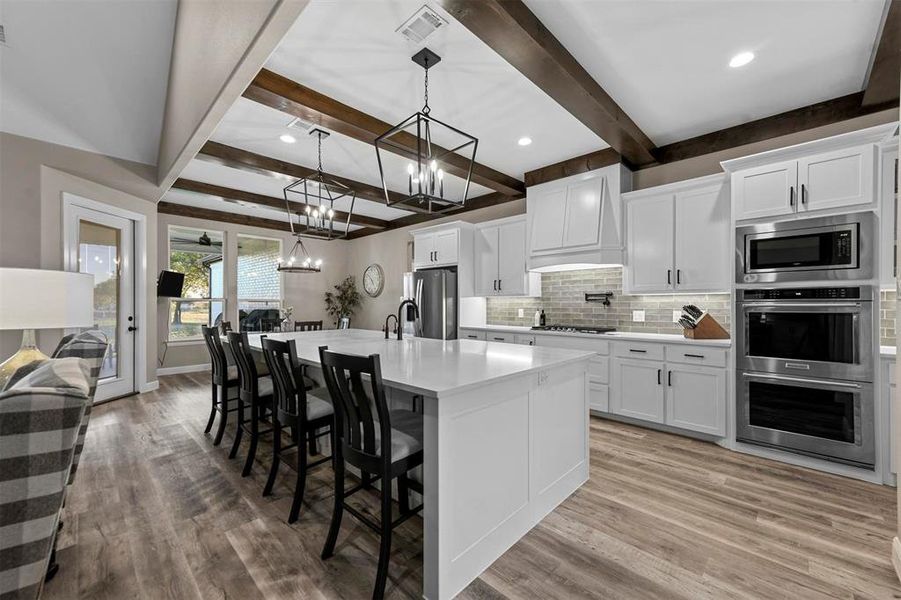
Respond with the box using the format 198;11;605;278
486;267;731;335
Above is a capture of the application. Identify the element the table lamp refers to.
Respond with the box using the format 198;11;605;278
0;268;95;387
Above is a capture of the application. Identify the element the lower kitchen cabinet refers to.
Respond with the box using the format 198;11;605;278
589;381;609;412
610;358;665;423
665;364;726;436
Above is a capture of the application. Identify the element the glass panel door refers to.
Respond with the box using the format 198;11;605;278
68;204;135;401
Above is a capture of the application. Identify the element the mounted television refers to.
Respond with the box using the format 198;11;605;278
157;270;185;298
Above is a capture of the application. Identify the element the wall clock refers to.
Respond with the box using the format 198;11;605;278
363;263;385;298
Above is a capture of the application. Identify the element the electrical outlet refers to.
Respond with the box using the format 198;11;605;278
673;310;682;323
518;308;524;318
632;310;645;323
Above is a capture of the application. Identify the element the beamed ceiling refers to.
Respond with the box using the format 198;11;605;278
160;0;900;238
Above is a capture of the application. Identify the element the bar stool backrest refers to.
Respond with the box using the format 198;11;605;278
318;346;391;466
261;337;309;427
226;331;261;400
202;325;229;386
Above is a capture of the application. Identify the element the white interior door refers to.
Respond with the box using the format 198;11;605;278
66;205;136;401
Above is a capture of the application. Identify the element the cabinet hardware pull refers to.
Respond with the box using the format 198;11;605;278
667;269;671;284
684;353;704;359
498;279;502;291
789;185;795;207
676;269;681;284
657;369;661;385
801;183;807;204
668;371;672;386
629;349;647;353
493;337;505;341
493;279;497;291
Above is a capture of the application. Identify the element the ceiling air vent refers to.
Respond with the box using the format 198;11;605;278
287;116;314;132
396;5;447;44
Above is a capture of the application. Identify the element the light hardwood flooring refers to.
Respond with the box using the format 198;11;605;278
42;372;901;600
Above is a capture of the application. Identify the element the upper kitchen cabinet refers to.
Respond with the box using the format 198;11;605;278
475;216;541;297
411;221;475;296
624;174;729;294
526;163;632;271
879;141;899;289
724;125;898;223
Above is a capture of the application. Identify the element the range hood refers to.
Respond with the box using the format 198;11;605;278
525;163;630;273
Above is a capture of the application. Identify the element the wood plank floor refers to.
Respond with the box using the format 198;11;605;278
42;373;901;600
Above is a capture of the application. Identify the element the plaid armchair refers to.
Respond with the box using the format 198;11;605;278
0;359;92;600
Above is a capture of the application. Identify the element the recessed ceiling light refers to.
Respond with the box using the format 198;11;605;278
729;51;755;68
280;134;297;144
518;137;532;146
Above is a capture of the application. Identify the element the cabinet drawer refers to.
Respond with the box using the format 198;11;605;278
613;341;665;361
665;345;727;368
589;356;609;383
487;332;514;343
589;382;609;413
514;334;537;346
460;329;486;341
534;334;609;355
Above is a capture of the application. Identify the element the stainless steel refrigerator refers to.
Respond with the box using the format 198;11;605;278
410;268;458;340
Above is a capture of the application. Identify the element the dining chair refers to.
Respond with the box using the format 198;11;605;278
260;337;335;523
218;321;232;336
317;346;424;600
201;326;240;446
294;320;324;332
226;331;275;477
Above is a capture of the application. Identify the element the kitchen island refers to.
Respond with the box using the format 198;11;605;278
246;329;593;600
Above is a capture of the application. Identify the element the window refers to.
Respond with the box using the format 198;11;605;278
167;226;225;340
237;235;282;332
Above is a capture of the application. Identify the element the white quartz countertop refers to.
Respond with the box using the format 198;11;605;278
245;329;594;397
460;325;733;347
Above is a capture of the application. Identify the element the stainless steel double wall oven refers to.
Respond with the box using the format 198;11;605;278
735;212;877;469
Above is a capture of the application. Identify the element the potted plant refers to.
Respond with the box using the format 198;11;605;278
325;276;363;328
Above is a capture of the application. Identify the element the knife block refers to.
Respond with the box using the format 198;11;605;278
683;313;730;340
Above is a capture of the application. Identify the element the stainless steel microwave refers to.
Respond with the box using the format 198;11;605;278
736;213;874;284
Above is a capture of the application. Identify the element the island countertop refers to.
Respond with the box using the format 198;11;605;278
245;329;594;397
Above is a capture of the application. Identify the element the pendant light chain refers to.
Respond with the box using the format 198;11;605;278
317;131;323;173
422;64;430;115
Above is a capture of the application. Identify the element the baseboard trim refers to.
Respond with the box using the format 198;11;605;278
157;363;210;376
893;537;901;584
139;380;159;393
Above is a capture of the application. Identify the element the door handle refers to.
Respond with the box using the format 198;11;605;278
667;371;672;387
801;183;807;205
128;326;138;332
676;269;681;284
657;369;661;385
667;269;671;284
629;349;647;353
789;185;795;207
493;279;497;291
498;279;502;291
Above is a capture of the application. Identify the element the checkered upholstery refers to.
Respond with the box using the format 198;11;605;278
51;331;108;484
0;360;92;600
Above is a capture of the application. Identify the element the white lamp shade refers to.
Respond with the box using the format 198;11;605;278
0;268;95;330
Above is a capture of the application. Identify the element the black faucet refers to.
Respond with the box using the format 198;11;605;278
384;314;398;339
395;299;419;340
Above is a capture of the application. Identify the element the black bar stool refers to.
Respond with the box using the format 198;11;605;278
317;346;424;600
201;326;240;446
260;337;335;523
226;331;275;477
294;320;323;332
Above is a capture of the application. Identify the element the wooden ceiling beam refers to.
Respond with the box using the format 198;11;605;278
196;141;404;206
437;0;656;167
172;178;389;230
862;0;901;107
243;69;525;196
158;201;294;233
524;148;621;187
649;92;898;166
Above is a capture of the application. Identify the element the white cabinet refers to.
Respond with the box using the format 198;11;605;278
610;341;728;437
460;328;486;341
610;358;665;423
414;228;459;267
732;144;876;221
526;164;630;271
475;216;540;297
879;144;898;289
624;174;729;294
665;364;726;436
486;332;514;343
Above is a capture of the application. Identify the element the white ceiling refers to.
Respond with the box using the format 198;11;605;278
264;0;608;179
0;0;177;165
523;0;887;145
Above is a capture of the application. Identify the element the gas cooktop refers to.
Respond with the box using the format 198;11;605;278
531;324;617;334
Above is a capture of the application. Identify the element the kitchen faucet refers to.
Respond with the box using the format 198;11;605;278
395;299;419;340
384;313;398;339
